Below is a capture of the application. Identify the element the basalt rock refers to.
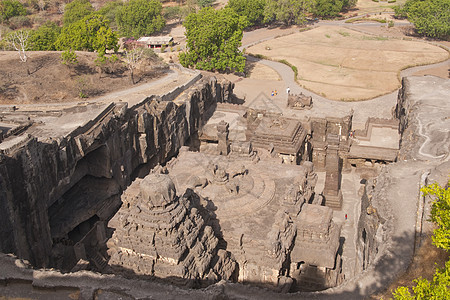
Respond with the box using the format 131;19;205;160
107;173;237;285
0;76;234;268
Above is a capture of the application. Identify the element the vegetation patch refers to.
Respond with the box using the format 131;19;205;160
345;17;388;23
278;59;299;80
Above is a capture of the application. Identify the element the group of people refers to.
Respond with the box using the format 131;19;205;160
270;87;290;97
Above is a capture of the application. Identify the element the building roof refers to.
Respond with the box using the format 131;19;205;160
349;145;398;161
137;36;173;45
251;116;307;155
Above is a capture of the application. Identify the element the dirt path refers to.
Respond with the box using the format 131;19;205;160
0;67;198;111
237;21;449;129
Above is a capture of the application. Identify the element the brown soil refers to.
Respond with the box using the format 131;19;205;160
246;26;449;100
245;60;281;81
0;51;167;104
371;234;449;299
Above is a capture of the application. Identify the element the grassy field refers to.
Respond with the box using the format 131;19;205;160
246;26;449;100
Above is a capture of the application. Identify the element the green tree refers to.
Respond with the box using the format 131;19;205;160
63;0;93;26
61;48;78;65
197;0;215;7
29;21;60;50
394;0;449;40
226;0;267;27
97;0;123;30
393;181;450;299
313;0;344;18
0;0;27;23
55;14;118;55
116;0;165;38
264;0;314;25
424;182;450;250
179;7;247;73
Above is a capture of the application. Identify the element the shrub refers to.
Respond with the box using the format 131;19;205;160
61;49;77;65
30;21;60;50
8;15;31;29
0;0;27;23
95;53;122;74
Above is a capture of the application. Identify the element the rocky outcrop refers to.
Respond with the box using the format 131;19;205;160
395;76;450;161
0;76;234;268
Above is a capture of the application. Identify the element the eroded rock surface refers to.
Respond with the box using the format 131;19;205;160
0;76;234;268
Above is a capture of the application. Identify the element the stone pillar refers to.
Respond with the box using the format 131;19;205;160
96;222;107;244
323;135;343;210
217;120;230;156
74;242;87;261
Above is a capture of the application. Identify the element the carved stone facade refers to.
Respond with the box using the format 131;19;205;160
287;93;312;110
251;116;308;164
217;120;230;155
107;173;237;284
290;204;343;291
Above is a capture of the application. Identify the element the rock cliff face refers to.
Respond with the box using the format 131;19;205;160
0;76;234;268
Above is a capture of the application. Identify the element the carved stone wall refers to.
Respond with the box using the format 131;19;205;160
0;77;233;268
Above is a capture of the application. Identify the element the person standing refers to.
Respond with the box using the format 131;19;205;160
286;87;290;95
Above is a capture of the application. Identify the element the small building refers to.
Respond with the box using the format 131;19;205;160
251;116;308;164
137;36;174;49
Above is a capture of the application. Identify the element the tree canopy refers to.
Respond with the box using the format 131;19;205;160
55;14;118;55
226;0;267;27
97;0;124;30
0;0;27;23
393;181;450;299
197;0;216;8
179;7;247;73
29;21;61;51
264;0;314;25
63;0;94;26
313;0;344;18
116;0;165;38
424;182;450;250
395;0;450;40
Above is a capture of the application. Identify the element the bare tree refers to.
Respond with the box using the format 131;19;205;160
124;48;144;84
7;30;30;63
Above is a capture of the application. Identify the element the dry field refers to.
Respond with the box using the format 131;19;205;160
351;0;406;15
246;61;281;81
246;26;449;100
